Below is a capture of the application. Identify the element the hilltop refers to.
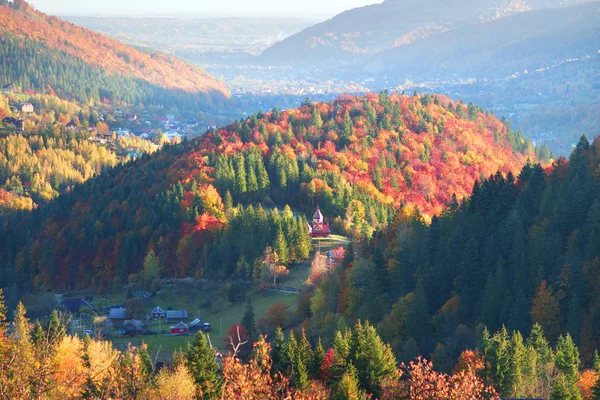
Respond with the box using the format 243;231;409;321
0;92;540;291
0;1;229;107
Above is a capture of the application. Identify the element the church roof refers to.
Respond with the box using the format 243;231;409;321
313;207;323;220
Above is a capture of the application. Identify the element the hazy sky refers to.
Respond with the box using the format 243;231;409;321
27;0;383;19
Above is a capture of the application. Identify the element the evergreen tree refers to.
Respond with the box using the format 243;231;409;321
271;327;288;375
591;350;600;399
332;364;367;400
241;300;258;343
350;321;397;397
554;334;581;399
184;332;221;398
273;225;289;265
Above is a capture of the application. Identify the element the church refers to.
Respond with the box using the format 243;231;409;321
307;206;331;238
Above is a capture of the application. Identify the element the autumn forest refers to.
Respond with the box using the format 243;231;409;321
1;0;599;398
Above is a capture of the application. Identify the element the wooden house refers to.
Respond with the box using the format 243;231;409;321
170;322;189;336
151;306;166;320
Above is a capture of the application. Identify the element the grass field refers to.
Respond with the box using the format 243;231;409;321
91;235;350;362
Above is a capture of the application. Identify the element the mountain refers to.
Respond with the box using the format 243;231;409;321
259;0;530;64
364;1;600;82
0;92;538;291
307;134;600;369
0;1;229;107
65;16;314;65
259;0;595;66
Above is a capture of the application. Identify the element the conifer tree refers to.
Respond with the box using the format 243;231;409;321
271;327;288;375
184;332;221;398
554;334;581;399
242;300;258;343
332;364;367;400
273;225;289;266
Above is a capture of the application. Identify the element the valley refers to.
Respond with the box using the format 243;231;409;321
0;0;599;398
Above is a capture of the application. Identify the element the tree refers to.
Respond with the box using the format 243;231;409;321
333;365;367;400
531;281;562;344
554;334;582;399
242;300;259;343
154;364;197;400
184;332;221;398
143;248;161;283
350;321;397;397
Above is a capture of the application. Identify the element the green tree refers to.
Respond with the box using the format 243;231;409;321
332;364;367;400
143;248;161;283
184;332;222;398
241;300;258;343
350;321;397;397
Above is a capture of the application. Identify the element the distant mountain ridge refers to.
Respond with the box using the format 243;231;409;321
0;1;229;102
259;0;596;65
365;1;600;82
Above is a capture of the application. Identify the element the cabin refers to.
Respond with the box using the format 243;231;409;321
19;103;34;113
124;320;143;336
308;207;331;238
108;308;128;324
166;310;188;323
151;306;166;320
170;322;189;336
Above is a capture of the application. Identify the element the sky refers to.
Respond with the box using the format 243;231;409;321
27;0;383;19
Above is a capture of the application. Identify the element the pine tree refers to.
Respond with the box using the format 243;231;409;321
332;364;367;400
554;334;582;399
312;338;326;379
273;225;289;265
241;300;258;343
350;321;397;397
271;327;288;374
591;350;600;399
184;332;222;398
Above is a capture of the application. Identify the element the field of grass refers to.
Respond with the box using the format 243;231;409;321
85;235;350;363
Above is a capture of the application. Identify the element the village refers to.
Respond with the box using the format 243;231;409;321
5;208;350;361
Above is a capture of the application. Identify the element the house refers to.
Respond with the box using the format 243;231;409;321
14;119;24;132
326;247;346;266
108;308;128;324
19;103;34;113
66;119;78;130
166;310;188;322
190;318;211;332
61;298;95;314
116;128;131;138
308;207;331;238
151;306;166;320
170;322;189;336
124;320;143;336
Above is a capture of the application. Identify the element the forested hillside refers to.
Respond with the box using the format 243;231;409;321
0;92;538;291
306;134;600;385
0;1;229;109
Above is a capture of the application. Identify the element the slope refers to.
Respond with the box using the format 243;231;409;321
365;1;600;82
258;0;597;67
0;1;229;105
307;135;600;367
0;92;537;291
